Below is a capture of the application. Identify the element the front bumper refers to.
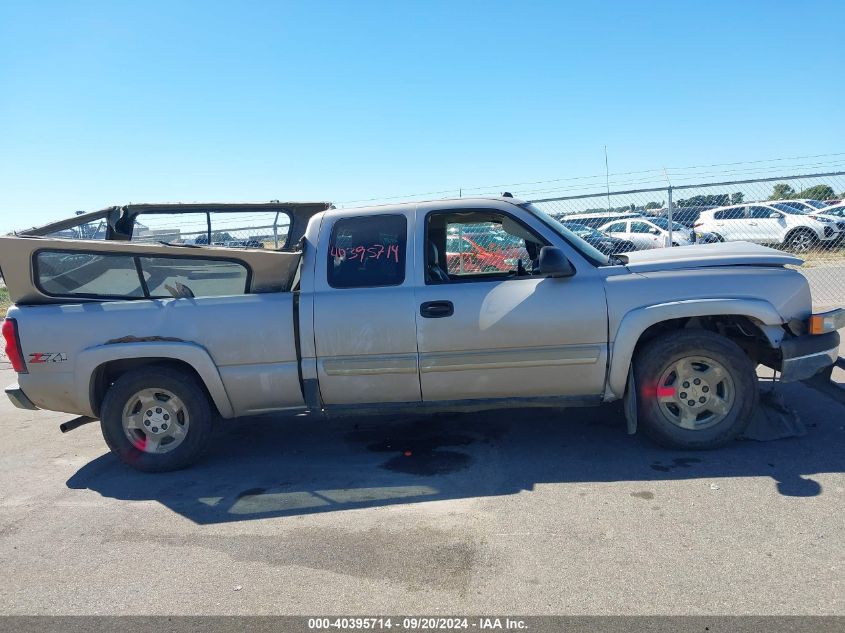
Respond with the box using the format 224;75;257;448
779;331;840;382
4;383;38;410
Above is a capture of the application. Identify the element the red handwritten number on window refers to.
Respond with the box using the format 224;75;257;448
332;243;401;263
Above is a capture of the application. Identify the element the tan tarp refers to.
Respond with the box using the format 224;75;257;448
0;236;301;305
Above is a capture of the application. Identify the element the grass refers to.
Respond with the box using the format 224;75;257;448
796;249;845;268
0;286;10;315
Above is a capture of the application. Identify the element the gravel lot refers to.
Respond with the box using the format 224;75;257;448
0;362;843;616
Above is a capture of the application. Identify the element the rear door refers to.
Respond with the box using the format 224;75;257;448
747;206;784;244
711;207;746;241
629;220;663;249
600;220;632;244
311;210;422;405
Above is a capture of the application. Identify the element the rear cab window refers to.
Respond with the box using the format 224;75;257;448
35;250;250;300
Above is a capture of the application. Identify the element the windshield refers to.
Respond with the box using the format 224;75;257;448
771;202;809;215
520;203;611;265
649;217;686;231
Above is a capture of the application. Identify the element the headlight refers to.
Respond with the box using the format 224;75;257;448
809;308;845;334
809;215;831;223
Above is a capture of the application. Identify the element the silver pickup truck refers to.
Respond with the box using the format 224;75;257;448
2;197;843;471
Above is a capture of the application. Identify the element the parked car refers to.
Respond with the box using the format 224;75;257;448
695;204;842;252
644;206;721;244
2;197;842;472
766;200;845;233
649;206;715;227
819;202;845;217
598;216;694;249
788;198;832;211
445;231;528;273
560;222;636;254
557;211;643;230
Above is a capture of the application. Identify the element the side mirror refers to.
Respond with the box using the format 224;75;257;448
539;246;575;278
769;212;782;219
649;227;661;235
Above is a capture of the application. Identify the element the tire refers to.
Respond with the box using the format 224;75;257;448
634;330;758;449
783;228;817;253
100;367;215;472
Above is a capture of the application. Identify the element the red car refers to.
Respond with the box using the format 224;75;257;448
445;232;529;273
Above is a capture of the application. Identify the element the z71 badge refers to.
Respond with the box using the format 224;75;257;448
28;353;68;364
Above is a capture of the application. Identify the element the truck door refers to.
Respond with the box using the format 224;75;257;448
414;204;608;402
311;210;421;405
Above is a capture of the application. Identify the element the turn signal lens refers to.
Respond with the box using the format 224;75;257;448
808;309;845;335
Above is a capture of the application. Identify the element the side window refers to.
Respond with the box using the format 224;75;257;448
139;257;249;298
749;206;775;219
328;215;407;289
35;250;250;299
630;221;654;234
715;208;744;220
36;251;145;298
604;221;626;233
426;212;547;282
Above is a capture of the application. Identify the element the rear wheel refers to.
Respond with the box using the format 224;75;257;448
634;330;757;449
100;367;215;472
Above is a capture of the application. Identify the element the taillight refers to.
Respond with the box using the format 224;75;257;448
1;318;28;374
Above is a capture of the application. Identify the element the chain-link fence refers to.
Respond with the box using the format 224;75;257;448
529;171;845;308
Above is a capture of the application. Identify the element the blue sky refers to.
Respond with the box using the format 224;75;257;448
1;0;843;232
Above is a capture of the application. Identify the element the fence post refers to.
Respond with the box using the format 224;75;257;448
667;186;674;247
273;212;280;249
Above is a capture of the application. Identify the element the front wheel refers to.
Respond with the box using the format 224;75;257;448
784;229;817;253
634;330;758;449
100;367;215;472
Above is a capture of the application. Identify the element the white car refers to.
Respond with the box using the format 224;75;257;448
695;203;843;252
598;217;693;250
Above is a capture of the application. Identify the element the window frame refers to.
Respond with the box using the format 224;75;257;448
630;221;657;234
130;209;294;250
424;208;551;286
326;214;408;290
603;221;627;233
33;248;253;301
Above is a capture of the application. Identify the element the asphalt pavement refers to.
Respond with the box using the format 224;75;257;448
0;363;843;616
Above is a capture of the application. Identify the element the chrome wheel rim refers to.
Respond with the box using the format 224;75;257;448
790;233;813;252
121;388;190;454
656;356;735;431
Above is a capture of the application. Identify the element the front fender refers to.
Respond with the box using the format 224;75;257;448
76;341;235;419
605;298;785;400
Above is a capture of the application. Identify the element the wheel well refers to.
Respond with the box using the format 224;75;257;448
632;315;775;367
90;357;217;418
785;226;816;239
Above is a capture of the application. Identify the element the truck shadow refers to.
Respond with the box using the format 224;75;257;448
66;382;845;525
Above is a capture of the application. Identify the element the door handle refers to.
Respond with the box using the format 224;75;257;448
420;300;454;318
